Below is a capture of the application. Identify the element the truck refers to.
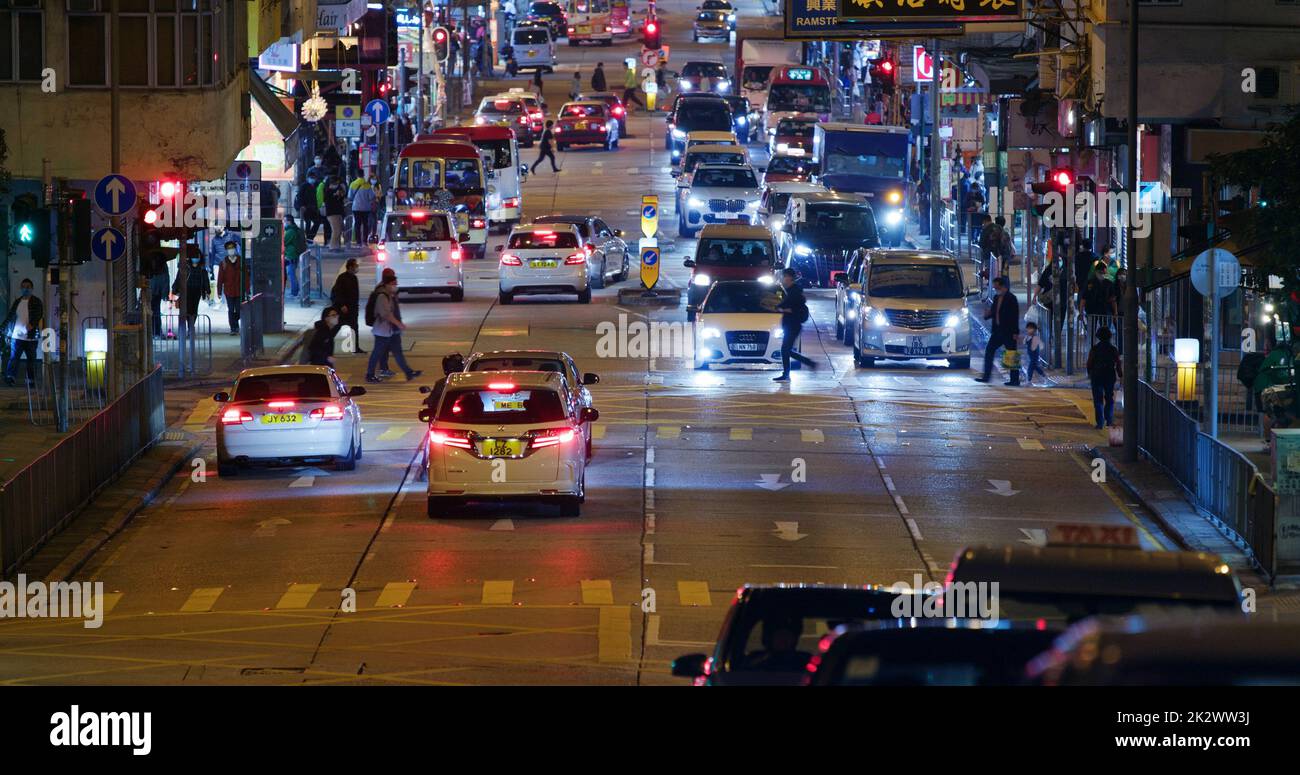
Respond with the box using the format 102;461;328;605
734;16;800;125
812;123;912;247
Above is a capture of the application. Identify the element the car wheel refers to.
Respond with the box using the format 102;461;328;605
949;357;971;370
559;496;581;517
577;287;592;304
218;460;237;477
592;258;607;289
835;316;844;340
336;438;357;471
450;287;465;302
499;290;513;304
617;251;629;281
854;345;875;368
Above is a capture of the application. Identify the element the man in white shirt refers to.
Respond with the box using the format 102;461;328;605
3;278;44;386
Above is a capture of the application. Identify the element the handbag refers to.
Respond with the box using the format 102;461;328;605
1002;349;1021;368
1108;426;1124;446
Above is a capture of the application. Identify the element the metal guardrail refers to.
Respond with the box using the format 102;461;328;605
1135;381;1277;581
25;358;108;428
1;366;165;576
154;313;214;377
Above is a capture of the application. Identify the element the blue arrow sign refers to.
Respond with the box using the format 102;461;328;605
641;248;659;266
93;174;136;217
365;99;392;125
642;204;657;219
91;227;126;262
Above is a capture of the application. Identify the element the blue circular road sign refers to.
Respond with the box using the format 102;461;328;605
91;227;126;262
642;248;659;265
93;174;136;217
642;204;657;219
364;99;392;125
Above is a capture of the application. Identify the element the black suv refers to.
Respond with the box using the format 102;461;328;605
665;94;732;156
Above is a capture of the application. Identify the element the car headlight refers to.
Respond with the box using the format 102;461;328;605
716;80;730;92
794;244;813;257
693;273;712;286
736;116;747;125
944;313;962;328
758;274;774;285
776;142;789;153
688;197;705;207
886;190;902;205
672;128;686;139
728;13;736;21
873;312;889;327
884;210;903;227
745;200;760;210
772;327;783;339
680;81;692;91
701;326;721;339
770;216;785;230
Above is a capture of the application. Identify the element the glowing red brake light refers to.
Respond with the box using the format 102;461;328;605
377;249;387;262
450;242;463;261
268;400;296;409
501;253;523;266
410;211;426;219
472;218;486;229
310;404;345;420
565;252;587;265
584;243;595;256
503;197;520;209
488;382;517;391
530;427;578;448
221;408;252;424
613;106;624;116
534;229;555;235
429;429;473;449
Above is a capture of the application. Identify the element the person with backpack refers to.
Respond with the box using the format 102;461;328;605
365;268;422;384
301;307;341;367
591;61;607;92
979;216;1008;284
330;258;364;354
1086;326;1122;429
773;268;817;382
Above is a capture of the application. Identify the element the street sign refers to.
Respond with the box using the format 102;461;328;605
336;104;362;121
912;45;934;83
639;239;660;290
226;160;262;232
93;174;136;217
1191;248;1240;299
336;119;361;138
364;98;392;125
640;48;659;67
91;227;125;262
641;195;658;239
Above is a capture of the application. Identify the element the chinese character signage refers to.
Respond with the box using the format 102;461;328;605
840;0;1022;22
785;0;966;39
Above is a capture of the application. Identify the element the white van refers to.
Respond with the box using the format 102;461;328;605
375;209;465;301
512;25;556;73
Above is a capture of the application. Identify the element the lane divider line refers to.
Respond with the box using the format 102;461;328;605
730;427;753;440
905;518;923;541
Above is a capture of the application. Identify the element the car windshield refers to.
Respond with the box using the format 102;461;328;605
685;152;746;172
683;62;726;78
438;388;567;424
824;151;907;179
233;373;332;402
702;0;731;8
767;157;817;176
777;120;815;137
510;230;580;249
515;29;549;43
703;284;781;313
531;2;560;14
695;167;757;188
768;84;830;113
801;204;876;239
697;238;773;267
534;217;590;238
677;105;732;131
409;159;442;188
469;357;567;376
697;11;724;20
868;263;964;298
444;158;482;191
742;65;773;90
477;139;513;169
386;214;451;242
733;599;906;673
481;99;524;114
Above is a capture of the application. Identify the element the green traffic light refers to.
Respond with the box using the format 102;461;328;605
17;222;34;243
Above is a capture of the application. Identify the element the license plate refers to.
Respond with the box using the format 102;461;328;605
479;438;524;457
576;121;588;130
732;343;760;352
261;413;301;425
408;251;427;262
578;25;591;33
528;49;537;55
906;337;928;356
531;259;558;269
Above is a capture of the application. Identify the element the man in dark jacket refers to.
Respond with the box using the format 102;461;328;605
3;278;44;386
172;254;211;326
592;62;607;92
330;258;364;353
215;239;243;334
774;268;817;382
976;275;1020;385
303;307;341;367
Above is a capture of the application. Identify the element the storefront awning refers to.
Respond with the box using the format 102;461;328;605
250;70;301;140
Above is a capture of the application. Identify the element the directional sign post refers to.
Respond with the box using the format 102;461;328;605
639;239;660;291
93;174;136;217
364;99;392;126
641;195;659;239
91;227;126;262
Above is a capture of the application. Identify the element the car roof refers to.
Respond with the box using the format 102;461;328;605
686;130;737;141
764;181;827;193
867;249;959;265
1041;616;1300;667
698;223;772;239
514;222;582;234
685;142;746;154
561;100;605;108
533;214;594;226
694;162;756;172
236;364;334;379
447;370;564;390
796;190;869;204
467;349;567;363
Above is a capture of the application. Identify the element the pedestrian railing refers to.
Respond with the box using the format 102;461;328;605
240;293;266;362
1069;313;1123;375
1135;381;1277;581
154;313;213;377
1;366;165;576
24;357;109;428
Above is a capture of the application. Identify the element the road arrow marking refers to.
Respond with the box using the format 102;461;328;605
254;517;291;537
772;521;807;541
489;519;515;531
1019;528;1047;547
987;479;1021;496
289;476;315;488
756;473;790;491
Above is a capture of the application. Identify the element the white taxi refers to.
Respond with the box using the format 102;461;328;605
498;223;591;304
214;365;366;475
693;280;785;369
375;209;465;301
426;371;598;517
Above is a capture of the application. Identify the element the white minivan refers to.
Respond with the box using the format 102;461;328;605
512;25;556;73
375;209;465;301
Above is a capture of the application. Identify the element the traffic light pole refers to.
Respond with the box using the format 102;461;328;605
417;8;425;134
928;39;941;250
109;0;125;399
1121;0;1139;462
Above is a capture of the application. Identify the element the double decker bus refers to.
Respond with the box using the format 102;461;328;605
565;0;613;46
762;65;832;136
393;139;490;259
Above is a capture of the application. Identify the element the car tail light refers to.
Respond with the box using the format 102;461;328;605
604;25;612;32
377;249;387;262
267;400;296;409
584;243;595;256
518;115;529;125
310;404;345;420
568;26;575;32
488;382;517;391
429;428;473;449
565;252;587;265
613;106;624;116
530;427;578;448
503;197;520;209
534;229;554;235
410;211;426;219
221;408;252;425
472;218;486;229
450;241;463;261
501;253;523;266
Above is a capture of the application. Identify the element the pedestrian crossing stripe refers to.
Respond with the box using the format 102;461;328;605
874;430;898;445
730;428;752;440
678;581;712;607
656;425;680;440
481;580;514;605
598;606;632;662
375;581;417;607
102;593;123;615
1017;438;1045;451
581;579;614;605
275;583;320;609
801;429;824;443
376;425;412;442
180;587;224;613
591;424;607;440
945;434;972;448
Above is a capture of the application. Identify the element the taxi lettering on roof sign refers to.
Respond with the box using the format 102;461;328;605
786;68;814;81
1048;524;1141;548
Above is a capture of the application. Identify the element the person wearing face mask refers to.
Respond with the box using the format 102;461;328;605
296;175;323;243
172;254;212;331
349;175;378;246
215;240;244;334
323;176;346;250
302;306;342;367
3;278;44;387
365;269;422;383
330;258;364;354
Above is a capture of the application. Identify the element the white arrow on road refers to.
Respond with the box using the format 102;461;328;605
772;521;807;541
987;479;1021;497
489;519;515;531
105;177;127;212
756;474;790;491
255;517;291;537
1019;528;1047;547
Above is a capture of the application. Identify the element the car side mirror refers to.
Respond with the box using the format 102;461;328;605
671;653;708;678
583;372;600;385
683;258;696;268
520;164;530;177
418;385;432;394
417;408;432;423
580;407;599;423
615;229;624;238
344;386;367;397
459;231;470;242
213;391;230;402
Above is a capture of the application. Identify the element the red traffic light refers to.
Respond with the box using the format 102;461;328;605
143;208;159;225
881;60;894;73
434;28;447;42
1051;169;1073;187
646;21;656;33
159;181;178;198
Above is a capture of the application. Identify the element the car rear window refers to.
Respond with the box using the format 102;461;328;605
386;214;452;242
233;373;332;402
694;167;757;187
697;238;773;267
534;218;590;238
469;357;567;375
438;388;567;424
510;230;580;249
767;156;817;175
481;99;524;114
562;103;605;117
677;105;732;131
685;151;746;172
777;120;815;137
515;29;549;44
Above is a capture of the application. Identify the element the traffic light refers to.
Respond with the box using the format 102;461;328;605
70;196;93;264
643;18;660;50
432;26;450;65
11;194;52;268
1030;167;1075;198
869;57;895;92
137;201;174;277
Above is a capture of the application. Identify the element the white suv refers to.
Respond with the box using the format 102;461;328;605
499;223;591;304
679;163;762;237
850;250;978;369
426;370;598;517
375;209;464;300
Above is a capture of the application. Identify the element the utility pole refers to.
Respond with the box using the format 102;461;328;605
928;39;941;250
417;4;426;134
1121;0;1140;462
109;0;123;398
53;179;71;432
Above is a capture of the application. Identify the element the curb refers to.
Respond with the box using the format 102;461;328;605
1086;445;1193;552
43;435;205;583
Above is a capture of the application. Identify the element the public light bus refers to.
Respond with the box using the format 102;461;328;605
431;125;525;228
762;65;832;136
565;0;613;46
393;139;490;259
609;0;631;36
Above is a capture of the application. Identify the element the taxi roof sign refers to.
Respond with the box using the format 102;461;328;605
1048;523;1141;548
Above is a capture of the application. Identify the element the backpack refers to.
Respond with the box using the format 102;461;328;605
798;302;810;324
364;289;381;327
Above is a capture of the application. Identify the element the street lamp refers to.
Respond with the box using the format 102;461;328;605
1174;338;1199;402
